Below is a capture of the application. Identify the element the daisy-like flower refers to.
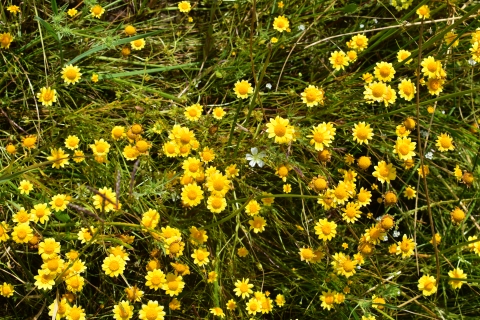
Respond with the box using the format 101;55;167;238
307;122;336;151
320;290;336;310
331;252;357;278
162;273;185;296
418;275;437;296
34;270;55;291
245;200;262;216
12;208;32;224
102;254;126;277
210;307;225;318
64;135;80;150
403;185;416;199
212;107;226;120
91;5;105;18
273;15;289;32
233;80;253;99
374;62;395;82
22;135;37;149
362;72;373;83
416;5;430;19
31;203;52;224
418;164;430;178
436;133;454;152
448;268;467;289
73;150;85;163
0;33;14;49
206;172;229;195
123;145;139;161
92;187;120;212
314;219;337;241
249;216;267;233
139;300;166;320
301;85;325;107
352;122;373;144
191;247;210;266
189;226;208;245
470;42;480;62
398;79;416;101
184;103;203;121
18;180;34;195
266;116;295;144
397;49;412;63
11;223;33;243
78;227;96;244
145;269;166;291
37;87;58;106
113;300;134;320
372;161;396;184
178;1;191;13
364;81;387;103
124;25;136;36
7;5;21;15
245;147;266;167
200;147;215;163
421;56;442;78
329;51;349;70
67;8;78;17
342;202;361;223
61;65;82;85
47;148;70;169
346;50;357;62
394;137;416;160
207;271;218;283
350;34;369;51
396;234;416;258
0;222;10;242
234;278;253;299
48;298;69;319
131;38;146;50
181;183;204;207
451;207;465;224
50;194;69;212
91;74;99;82
299;247;316;263
66;304;86;320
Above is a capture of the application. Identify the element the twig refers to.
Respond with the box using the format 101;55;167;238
0;108;27;133
129;159;140;196
67;203;105;223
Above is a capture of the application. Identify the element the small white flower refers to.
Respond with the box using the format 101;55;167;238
298;24;305;31
428;27;433;34
468;59;477;66
266;83;272;90
357;265;362;269
441;110;445;114
425;152;433;160
421;130;429;138
393;230;400;238
383;235;389;242
376;216;382;221
359;24;364;28
373;19;378;24
245;147;267;168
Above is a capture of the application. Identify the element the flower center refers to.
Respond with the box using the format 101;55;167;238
440;138;451;148
151;275;162;285
424;281;434;291
43;89;54;101
55;198;64;207
356;128;368;140
17;229;26;239
237;84;249;95
305;90;317;102
302;249;313;259
196;251;205;261
180;133;191;144
211;198;223;209
399;144;410;155
379;66;391;78
168;281;179;291
146;309;158;320
427;61;437;72
342;260;354;272
109;260;120;271
213;179;224;191
313;132;325;143
379;166;390;177
276;20;285;29
345;208;356;218
92;6;102;15
66;69;77;80
187;190;197;200
274;124;287;137
48;259;59;271
169;242;180;253
371;83;385;98
321;224;331;235
325;295;334;305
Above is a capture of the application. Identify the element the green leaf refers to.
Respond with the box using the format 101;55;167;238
55;211;71;222
341;3;357;13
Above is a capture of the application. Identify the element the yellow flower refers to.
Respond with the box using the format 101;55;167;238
273;15;289;32
18;180;34;195
320;290;336;310
314;219;337;241
0;33;14;49
50;194;69;212
191;247;210;266
233;80;253;99
346;50;357;62
11;223;33;243
131;38;146;50
299;247;316;263
307;122;336;150
145;269;166;290
109;246;130;261
234;278;254;299
47;148;69;169
448;268;467;289
374;61;396;82
278;1;284;8
169;298;181;310
352;122;373;145
394;137;416;160
350;34;369;51
206;194;226;213
237;247;249;257
363;81;387;103
421;56;442;78
12;208;31;224
210;307;225;318
67;8;78;17
403;185;416;199
436;133;454;152
470;42;480;62
178;1;192;13
283;183;292;193
5;143;16;154
301;85;325;107
331;252;357;278
270;37;278;43
66;305;86;320
444;31;459;47
48;298;69;319
91;5;105;18
362;72;373;83
181;183;204;207
212;107;226;120
73;150;85;163
7;5;21;15
0;222;10;242
397;79;416;101
63;135;80;150
396;234;415;258
37;87;58;106
21;135;37;149
92;187;120;212
395;124;410;138
34;270;55;291
207;271;218;283
342;202;361;223
417;164;430;178
90;138;110;157
416;5;430;19
450;207;465;224
266;116;296;144
373;161;396;184
139;300;166;320
31;203;52;224
62;64;82;85
418;275;437;296
102;254;126;277
249;216;267;233
113;300;134;320
397;49;412;63
124;25;137;36
162;273;185;296
329;51;349;70
122;145;140;161
91;73;99;82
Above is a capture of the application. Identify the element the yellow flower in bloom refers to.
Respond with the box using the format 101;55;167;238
78;227;96;243
417;165;429;178
162;273;185;296
0;33;14;49
64;135;80;150
48;298;69;319
0;222;10;242
373;161;396;184
283;183;292;193
314;219;337;241
470;42;480;62
12;208;32;224
141;209;160;229
7;5;21;15
266;116;296;144
37;87;58;106
5;143;16;154
145;269;166;290
124;285;144;303
61;65;82;85
249;216;267;233
31;203;52;224
299;247;316;263
18;180;34;195
50;194;69;212
66;305;86;320
329;51;349;70
448;268;467;289
233;80;253;99
374;61;396;82
200;147;215;163
73;150;85;163
67;8;78;17
113;300;134;320
41;257;65;276
403;185;416;200
123;145;140;161
189;226;208;245
301;85;325;107
350;34;369;51
331;252;357;278
397;79;416;101
418;275;437;296
444;31;459;47
207;271;218;283
453;165;462;181
191;247;210;266
139;300;166;320
184;103;203;121
273;15;289;32
93;187;121;212
210;307;225;318
421;56;442;78
178;1;192;13
111;126;125;141
11;223;33;243
34;270;55;291
47;148;70;169
450;207;465;224
212;107;226;120
416;5;430;19
342;202;361;223
169;298;181;310
234;278;254;299
91;74;99;82
352;122;373;145
320;290;336;310
363;81;387;103
396;234;416;258
346;50;357;62
382;85;396;107
394;137;416;160
271;37;278;43
131;38;146;50
181;183;204;207
307;122;336;151
397;49;412;63
207;194;227;213
362;72;373;83
39;238;61;260
436;133;454;152
237;247;249;257
91;5;105;18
